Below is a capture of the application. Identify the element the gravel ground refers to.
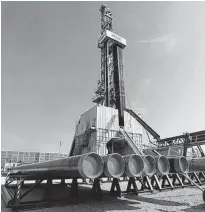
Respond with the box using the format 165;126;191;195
1;179;205;212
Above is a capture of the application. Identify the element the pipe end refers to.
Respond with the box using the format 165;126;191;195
156;155;170;175
143;155;156;177
127;154;144;177
81;153;104;179
106;153;125;178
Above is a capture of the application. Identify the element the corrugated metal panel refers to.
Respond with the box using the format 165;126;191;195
81;146;89;154
75;106;97;136
124;111;143;134
97;105;119;131
95;141;108;156
89;131;97;153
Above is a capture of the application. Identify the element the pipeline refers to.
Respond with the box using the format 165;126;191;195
151;149;189;175
123;154;144;177
11;152;104;179
153;155;170;176
188;158;205;172
142;155;156;177
169;156;189;173
102;153;125;178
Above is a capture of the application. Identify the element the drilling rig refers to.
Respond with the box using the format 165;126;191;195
69;4;144;158
2;4;205;209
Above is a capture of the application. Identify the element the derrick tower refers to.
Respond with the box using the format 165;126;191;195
92;4;127;127
69;5;143;157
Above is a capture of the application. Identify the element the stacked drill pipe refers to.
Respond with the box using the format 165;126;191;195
123;154;144;177
168;156;189;174
101;153;125;178
137;152;170;177
142;155;157;177
147;149;189;174
153;155;170;176
10;152;104;179
188;158;205;172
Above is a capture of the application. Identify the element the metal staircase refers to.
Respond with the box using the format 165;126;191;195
119;127;142;155
124;108;161;142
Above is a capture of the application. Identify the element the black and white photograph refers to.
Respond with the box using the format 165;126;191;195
1;1;205;212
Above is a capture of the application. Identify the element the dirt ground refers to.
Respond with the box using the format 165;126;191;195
1;179;205;212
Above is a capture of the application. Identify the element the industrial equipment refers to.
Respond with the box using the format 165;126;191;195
2;3;205;210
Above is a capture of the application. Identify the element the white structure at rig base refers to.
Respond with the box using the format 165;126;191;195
70;105;143;156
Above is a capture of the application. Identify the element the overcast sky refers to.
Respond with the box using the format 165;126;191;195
2;2;205;154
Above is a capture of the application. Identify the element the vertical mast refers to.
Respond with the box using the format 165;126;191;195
92;4;126;126
92;4;113;106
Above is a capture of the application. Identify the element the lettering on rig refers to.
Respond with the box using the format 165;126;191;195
98;30;126;48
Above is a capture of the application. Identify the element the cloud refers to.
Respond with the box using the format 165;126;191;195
137;34;177;52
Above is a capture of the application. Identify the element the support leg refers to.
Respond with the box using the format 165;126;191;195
20;180;43;201
152;175;162;191
5;177;14;188
123;176;128;181
199;172;205;183
175;174;184;187
107;177;112;183
165;175;174;189
70;178;79;202
172;174;177;186
193;172;202;185
126;177;138;195
82;178;87;184
145;176;153;192
151;176;156;188
161;175;166;188
110;178;121;197
203;190;205;202
92;178;102;200
14;178;24;207
61;179;66;184
137;177;145;191
43;179;52;200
